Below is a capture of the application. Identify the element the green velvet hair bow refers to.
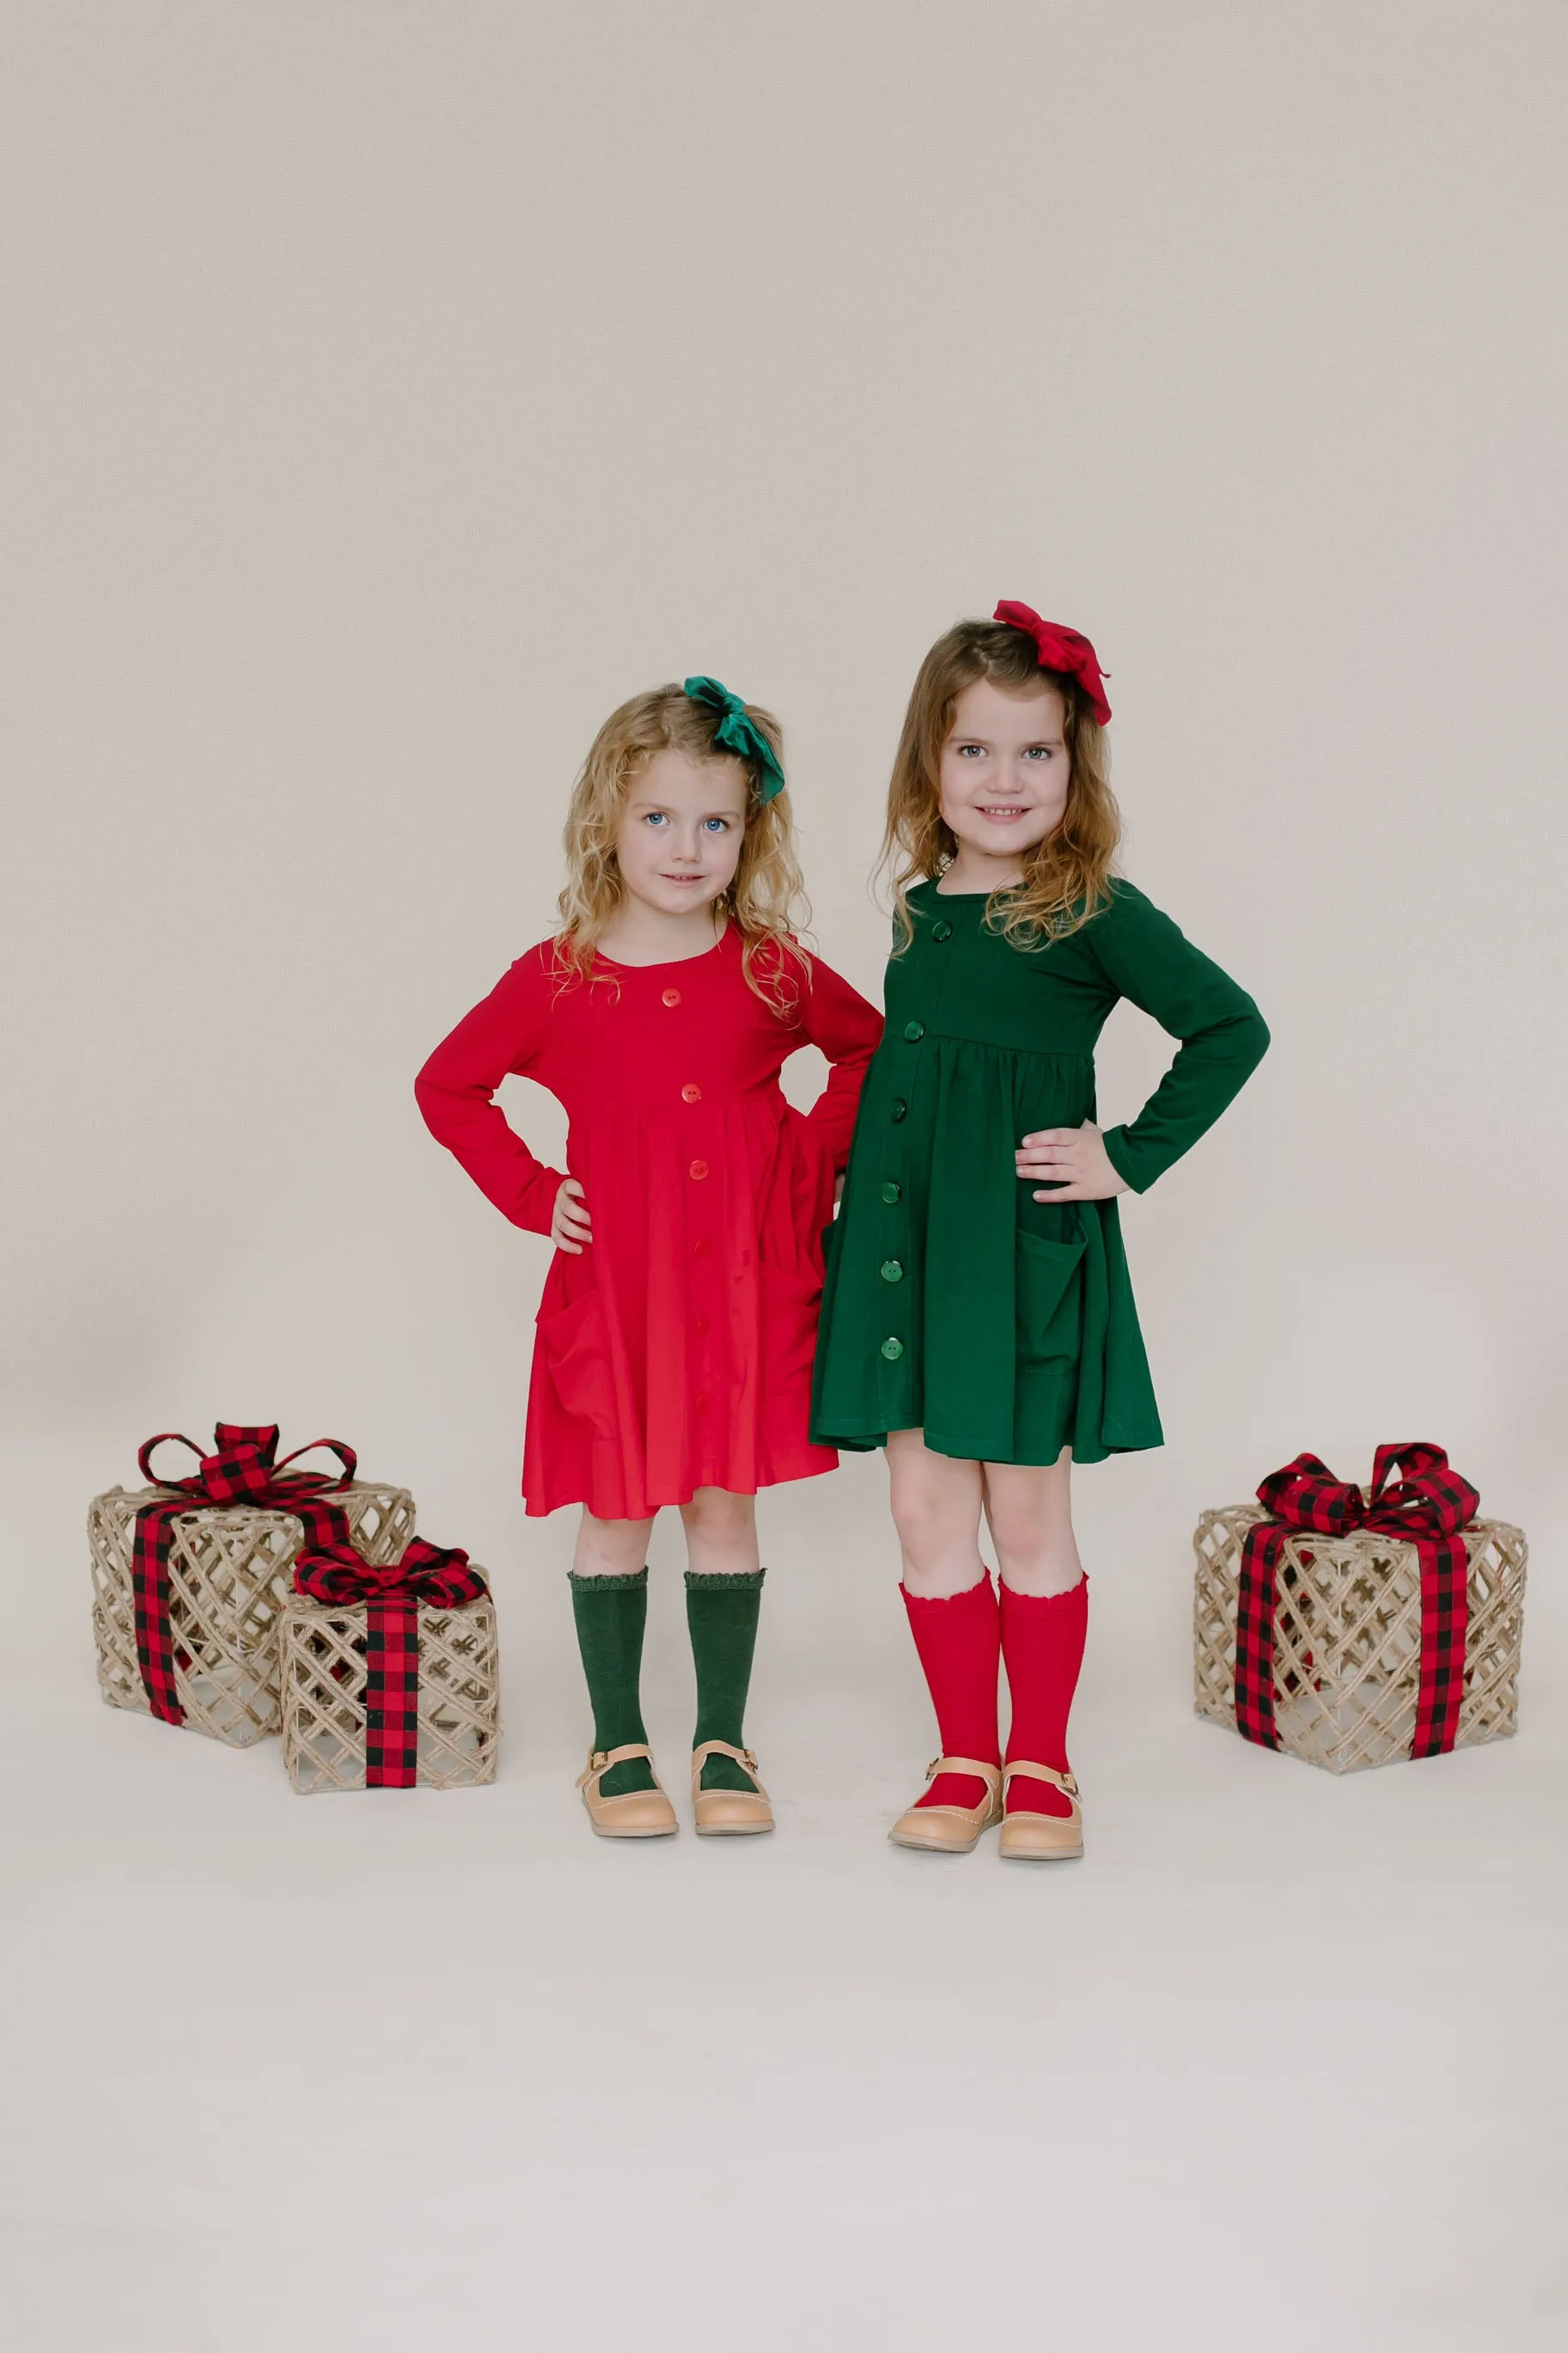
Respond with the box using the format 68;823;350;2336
682;675;786;802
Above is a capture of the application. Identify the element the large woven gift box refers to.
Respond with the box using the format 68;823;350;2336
280;1536;498;1793
90;1425;415;1748
1193;1443;1526;1774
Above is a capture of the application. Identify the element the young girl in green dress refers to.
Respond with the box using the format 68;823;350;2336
809;602;1268;1860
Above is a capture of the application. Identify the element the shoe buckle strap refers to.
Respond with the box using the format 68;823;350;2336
1002;1759;1079;1800
692;1738;761;1787
925;1755;1003;1793
577;1741;656;1790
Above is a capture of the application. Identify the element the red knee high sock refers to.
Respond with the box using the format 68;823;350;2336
1000;1577;1088;1818
900;1574;1002;1809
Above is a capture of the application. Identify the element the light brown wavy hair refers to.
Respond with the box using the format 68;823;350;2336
554;684;810;1016
882;618;1120;950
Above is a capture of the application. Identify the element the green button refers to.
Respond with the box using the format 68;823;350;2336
932;920;954;944
890;1098;908;1122
880;1259;904;1283
880;1336;905;1361
880;1180;901;1204
903;1021;924;1042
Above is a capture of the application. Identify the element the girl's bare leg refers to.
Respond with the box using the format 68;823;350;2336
885;1427;987;1597
980;1450;1083;1594
571;1507;655;1575
678;1487;760;1575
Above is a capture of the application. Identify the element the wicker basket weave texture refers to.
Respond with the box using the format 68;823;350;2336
1193;1505;1527;1775
89;1482;417;1749
280;1592;499;1793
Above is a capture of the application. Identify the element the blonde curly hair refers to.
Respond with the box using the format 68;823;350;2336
555;684;810;1016
882;618;1120;950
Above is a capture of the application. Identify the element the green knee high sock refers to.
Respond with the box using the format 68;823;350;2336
569;1568;656;1796
686;1568;766;1792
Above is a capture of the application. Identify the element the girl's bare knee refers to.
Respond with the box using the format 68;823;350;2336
680;1488;753;1542
572;1510;654;1576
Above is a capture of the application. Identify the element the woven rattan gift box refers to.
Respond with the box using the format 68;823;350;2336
280;1539;499;1793
1193;1447;1526;1775
90;1427;415;1749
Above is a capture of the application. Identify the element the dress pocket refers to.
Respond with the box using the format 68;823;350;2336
535;1287;618;1438
760;1259;823;1395
1016;1228;1087;1366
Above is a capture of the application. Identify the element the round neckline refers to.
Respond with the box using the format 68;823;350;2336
591;922;732;975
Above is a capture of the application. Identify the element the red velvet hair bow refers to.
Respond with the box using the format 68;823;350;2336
991;601;1112;726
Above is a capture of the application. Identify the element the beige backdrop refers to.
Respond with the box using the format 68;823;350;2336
5;2;1564;1617
4;7;1567;2347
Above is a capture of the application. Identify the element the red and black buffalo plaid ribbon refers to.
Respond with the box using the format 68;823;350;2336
131;1424;357;1726
1235;1441;1478;1758
292;1537;488;1788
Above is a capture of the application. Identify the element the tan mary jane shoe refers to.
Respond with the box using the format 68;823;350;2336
888;1757;1004;1854
577;1744;679;1839
998;1762;1083;1861
691;1739;775;1836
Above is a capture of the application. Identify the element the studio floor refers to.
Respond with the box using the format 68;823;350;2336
5;1452;1565;2353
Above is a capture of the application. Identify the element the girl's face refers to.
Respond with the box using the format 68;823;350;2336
615;748;749;919
938;675;1071;867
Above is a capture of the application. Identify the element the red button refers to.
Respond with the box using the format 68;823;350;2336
695;1392;711;1411
692;1238;710;1257
695;1316;711;1337
662;987;681;1007
681;1083;702;1103
689;1159;709;1181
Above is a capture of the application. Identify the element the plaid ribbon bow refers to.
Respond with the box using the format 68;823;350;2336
131;1423;358;1726
292;1537;489;1788
1235;1441;1478;1758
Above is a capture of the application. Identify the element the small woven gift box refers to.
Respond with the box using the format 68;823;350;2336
90;1424;415;1748
1193;1442;1526;1775
280;1537;498;1793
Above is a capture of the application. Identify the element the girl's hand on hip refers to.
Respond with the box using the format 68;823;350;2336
1015;1121;1131;1203
552;1177;592;1253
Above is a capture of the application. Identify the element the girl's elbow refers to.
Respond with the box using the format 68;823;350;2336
413;1066;452;1135
1248;1008;1272;1064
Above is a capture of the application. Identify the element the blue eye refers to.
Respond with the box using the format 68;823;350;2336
1026;746;1057;761
703;817;730;834
644;811;670;828
955;743;985;759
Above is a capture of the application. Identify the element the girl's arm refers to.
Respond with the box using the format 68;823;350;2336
789;951;884;1173
1089;883;1270;1193
414;954;569;1237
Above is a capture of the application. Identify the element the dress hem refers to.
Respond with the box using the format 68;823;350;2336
810;1425;1163;1467
522;1451;839;1519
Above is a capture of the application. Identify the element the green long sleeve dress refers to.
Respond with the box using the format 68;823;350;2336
808;877;1269;1465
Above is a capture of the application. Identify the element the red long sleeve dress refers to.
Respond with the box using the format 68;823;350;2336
416;930;883;1519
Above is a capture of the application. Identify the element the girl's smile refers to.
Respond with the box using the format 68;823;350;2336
605;747;751;952
937;674;1071;890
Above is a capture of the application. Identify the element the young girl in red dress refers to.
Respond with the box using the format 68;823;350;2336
417;679;882;1840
